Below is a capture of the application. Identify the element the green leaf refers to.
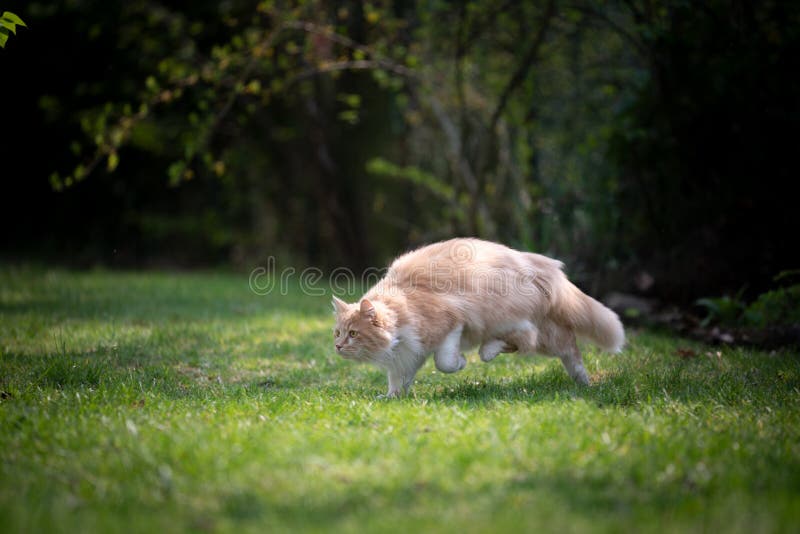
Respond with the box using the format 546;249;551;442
774;269;800;283
1;12;26;27
337;110;359;124
336;93;361;108
107;151;120;172
49;172;63;192
0;19;16;34
167;161;186;187
0;30;7;48
623;308;641;319
366;158;454;200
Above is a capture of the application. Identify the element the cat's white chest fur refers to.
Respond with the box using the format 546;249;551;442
380;325;428;396
383;329;424;371
388;324;423;356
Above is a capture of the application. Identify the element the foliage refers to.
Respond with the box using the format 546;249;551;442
35;1;641;268
744;284;800;328
606;0;800;299
1;267;800;531
1;1;797;302
366;158;455;201
0;11;26;48
696;289;747;327
697;272;800;328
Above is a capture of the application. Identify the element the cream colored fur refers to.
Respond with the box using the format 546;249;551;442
332;238;624;397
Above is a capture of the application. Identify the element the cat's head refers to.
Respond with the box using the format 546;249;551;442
332;296;394;360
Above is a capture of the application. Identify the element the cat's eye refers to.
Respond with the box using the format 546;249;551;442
334;329;340;337
348;330;358;338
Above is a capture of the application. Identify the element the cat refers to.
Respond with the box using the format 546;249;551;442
332;238;624;397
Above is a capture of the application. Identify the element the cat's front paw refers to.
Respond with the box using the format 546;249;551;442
573;369;590;386
434;352;467;373
379;388;404;399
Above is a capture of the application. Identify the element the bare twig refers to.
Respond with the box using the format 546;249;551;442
290;59;416;83
284;21;375;59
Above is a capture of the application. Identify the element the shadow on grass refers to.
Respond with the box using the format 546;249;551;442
6;347;795;408
0;270;325;322
1;344;354;400
426;354;800;408
0;350;187;395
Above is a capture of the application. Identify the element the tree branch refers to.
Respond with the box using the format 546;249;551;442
488;0;556;134
459;0;518;58
290;59;416;83
571;2;648;59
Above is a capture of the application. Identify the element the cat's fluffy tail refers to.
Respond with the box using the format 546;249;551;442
551;275;625;352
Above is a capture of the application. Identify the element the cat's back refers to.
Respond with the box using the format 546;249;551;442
385;238;534;288
389;238;491;270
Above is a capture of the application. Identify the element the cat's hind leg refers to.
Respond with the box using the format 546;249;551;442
479;339;515;362
434;324;467;373
539;323;589;385
480;321;538;362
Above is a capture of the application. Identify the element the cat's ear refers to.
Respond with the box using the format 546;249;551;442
360;299;376;320
331;295;349;315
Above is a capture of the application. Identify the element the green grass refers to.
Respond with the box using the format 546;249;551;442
1;267;799;533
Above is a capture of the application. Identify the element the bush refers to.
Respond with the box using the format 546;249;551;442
698;271;800;328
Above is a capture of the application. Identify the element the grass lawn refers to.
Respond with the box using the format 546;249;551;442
1;267;799;533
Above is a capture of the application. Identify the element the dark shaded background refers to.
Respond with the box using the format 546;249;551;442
1;0;798;304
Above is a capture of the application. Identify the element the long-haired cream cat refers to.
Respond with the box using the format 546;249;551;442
332;238;624;397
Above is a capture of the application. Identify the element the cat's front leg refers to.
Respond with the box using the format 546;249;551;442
382;352;426;398
385;369;406;398
384;368;416;398
434;324;467;373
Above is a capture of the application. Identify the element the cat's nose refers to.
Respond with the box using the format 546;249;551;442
335;343;342;351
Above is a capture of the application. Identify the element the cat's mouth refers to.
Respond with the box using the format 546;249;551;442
336;347;358;359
